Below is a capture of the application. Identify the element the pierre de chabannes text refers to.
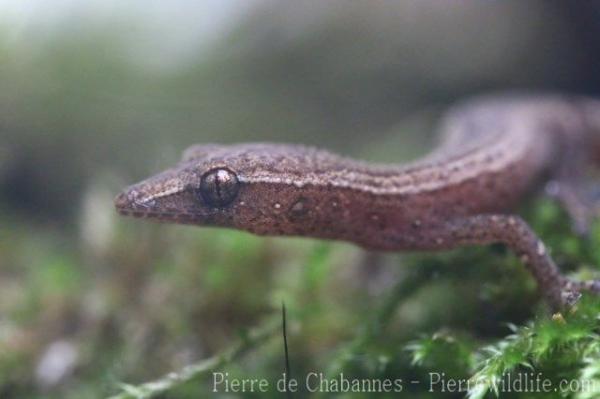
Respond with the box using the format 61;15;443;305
212;371;600;394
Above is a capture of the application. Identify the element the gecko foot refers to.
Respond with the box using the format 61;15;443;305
557;279;600;309
558;283;583;309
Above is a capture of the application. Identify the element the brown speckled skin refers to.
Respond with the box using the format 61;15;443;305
115;95;600;308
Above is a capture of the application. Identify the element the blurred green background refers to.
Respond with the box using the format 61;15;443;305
2;1;600;398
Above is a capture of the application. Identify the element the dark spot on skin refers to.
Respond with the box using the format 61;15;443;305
289;197;309;219
199;168;240;207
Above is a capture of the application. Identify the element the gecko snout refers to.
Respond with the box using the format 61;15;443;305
114;189;151;212
114;191;133;213
114;186;165;218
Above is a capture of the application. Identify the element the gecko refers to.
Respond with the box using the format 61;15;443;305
114;95;600;309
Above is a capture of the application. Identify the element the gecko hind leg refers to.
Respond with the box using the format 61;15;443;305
440;214;600;310
545;126;600;236
545;179;599;236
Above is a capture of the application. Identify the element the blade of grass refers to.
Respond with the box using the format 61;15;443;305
107;317;281;399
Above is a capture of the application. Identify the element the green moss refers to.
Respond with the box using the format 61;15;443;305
4;195;600;399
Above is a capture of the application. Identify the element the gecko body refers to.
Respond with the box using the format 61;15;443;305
115;95;600;308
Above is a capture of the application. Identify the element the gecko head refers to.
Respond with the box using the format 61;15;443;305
114;143;343;235
114;164;240;224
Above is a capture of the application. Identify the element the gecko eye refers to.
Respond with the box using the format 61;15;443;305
199;168;240;207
